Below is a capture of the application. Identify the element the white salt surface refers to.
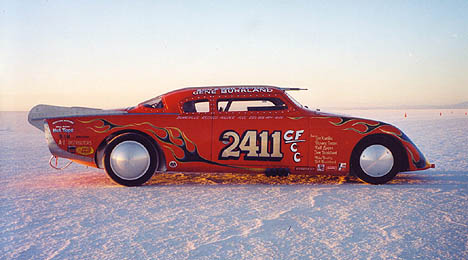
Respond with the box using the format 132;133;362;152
1;110;467;259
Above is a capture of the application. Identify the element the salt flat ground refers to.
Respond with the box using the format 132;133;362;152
0;110;467;260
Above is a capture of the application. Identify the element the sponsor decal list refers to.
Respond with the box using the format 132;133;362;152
312;135;338;165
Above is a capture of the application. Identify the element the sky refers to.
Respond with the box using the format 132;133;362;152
1;0;467;111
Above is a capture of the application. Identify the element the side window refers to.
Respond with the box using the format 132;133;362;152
217;98;287;112
182;99;210;113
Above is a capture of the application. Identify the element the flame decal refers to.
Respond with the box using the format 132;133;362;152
379;129;428;169
329;117;356;126
78;119;135;133
287;116;304;120
147;126;214;165
344;121;388;134
314;116;388;134
146;126;264;171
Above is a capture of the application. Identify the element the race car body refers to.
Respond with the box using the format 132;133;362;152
28;86;433;186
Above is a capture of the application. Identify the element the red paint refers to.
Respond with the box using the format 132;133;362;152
41;86;432;177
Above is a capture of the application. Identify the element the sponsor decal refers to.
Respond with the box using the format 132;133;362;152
192;87;273;96
53;119;74;125
338;163;347;171
295;166;316;171
76;146;94;156
169;161;178;168
317;164;325;172
326;166;337;171
67;146;76;153
52;120;75;133
283;130;305;163
68;140;92;146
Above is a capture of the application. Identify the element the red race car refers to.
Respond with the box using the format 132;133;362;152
28;86;434;186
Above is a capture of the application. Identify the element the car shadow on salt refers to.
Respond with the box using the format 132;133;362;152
10;170;466;189
146;171;467;186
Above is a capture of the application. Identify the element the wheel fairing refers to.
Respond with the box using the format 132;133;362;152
110;141;151;180
359;144;394;177
104;133;159;186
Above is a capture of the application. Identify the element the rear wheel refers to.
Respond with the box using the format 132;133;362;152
104;133;158;186
351;135;403;184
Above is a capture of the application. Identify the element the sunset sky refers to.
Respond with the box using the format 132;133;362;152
1;0;467;111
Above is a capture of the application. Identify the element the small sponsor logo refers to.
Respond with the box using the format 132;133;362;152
338;163;347;171
284;130;305;163
326;166;337;171
317;164;325;172
295;166;316;171
169;161;178;168
67;146;76;153
52;120;75;133
53;127;74;133
76;146;94;155
68;140;92;146
53;119;74;125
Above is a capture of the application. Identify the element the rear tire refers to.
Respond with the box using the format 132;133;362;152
104;133;158;186
350;135;403;184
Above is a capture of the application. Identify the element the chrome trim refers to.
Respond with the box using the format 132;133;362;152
109;141;151;180
359;144;394;177
44;122;94;163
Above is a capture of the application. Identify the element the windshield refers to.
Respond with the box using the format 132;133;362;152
140;95;164;109
285;92;303;108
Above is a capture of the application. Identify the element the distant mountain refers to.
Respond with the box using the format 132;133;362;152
394;102;468;109
321;101;468;110
442;101;468;109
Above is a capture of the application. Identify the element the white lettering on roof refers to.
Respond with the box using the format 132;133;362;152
193;87;273;96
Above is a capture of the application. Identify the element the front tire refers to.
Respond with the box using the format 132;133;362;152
350;135;403;184
104;133;158;186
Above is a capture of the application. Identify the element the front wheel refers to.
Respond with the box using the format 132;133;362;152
104;133;159;186
350;135;403;184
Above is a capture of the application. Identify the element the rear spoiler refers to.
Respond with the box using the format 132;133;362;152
28;104;126;132
279;87;308;91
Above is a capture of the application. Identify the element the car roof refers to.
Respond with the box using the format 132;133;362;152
162;85;291;99
135;85;307;113
155;86;288;113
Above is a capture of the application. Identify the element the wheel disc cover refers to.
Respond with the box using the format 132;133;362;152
110;141;151;180
359;144;394;177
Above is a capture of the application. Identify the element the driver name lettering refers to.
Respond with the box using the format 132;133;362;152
193;87;273;96
312;135;338;166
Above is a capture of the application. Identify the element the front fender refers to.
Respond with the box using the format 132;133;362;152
378;127;432;171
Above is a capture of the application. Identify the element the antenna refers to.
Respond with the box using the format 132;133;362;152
279;87;308;91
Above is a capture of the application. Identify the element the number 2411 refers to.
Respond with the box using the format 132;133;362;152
218;130;283;161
